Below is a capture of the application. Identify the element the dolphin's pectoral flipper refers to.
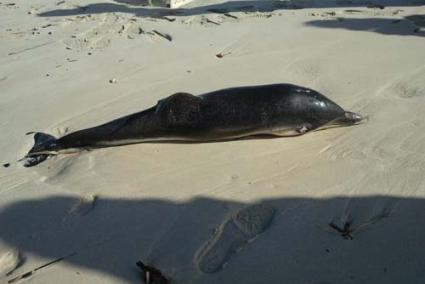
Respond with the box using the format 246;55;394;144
296;124;314;134
268;123;314;137
155;92;203;128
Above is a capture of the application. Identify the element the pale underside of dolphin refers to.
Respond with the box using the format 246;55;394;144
22;84;364;167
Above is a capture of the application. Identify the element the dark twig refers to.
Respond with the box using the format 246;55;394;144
329;220;354;240
136;261;170;284
152;30;172;42
8;252;77;284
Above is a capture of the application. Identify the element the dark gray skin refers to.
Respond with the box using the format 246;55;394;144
23;84;364;167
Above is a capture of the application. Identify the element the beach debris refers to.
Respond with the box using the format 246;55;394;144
204;17;220;25
136;261;170;284
329;220;354;240
152;30;172;41
329;210;391;240
118;24;126;34
31;28;40;35
201;16;222;26
109;78;118;84
56;0;65;5
215;52;231;58
323;11;336;16
344;9;363;14
161;16;176;22
7;252;76;284
3;163;10;168
223;13;238;19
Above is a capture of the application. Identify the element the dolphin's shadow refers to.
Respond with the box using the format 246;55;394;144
1;194;425;283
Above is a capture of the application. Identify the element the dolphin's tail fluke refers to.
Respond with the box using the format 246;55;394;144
21;132;59;167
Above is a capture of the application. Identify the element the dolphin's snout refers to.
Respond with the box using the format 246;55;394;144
344;111;365;124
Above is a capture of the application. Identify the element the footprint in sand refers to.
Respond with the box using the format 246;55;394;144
0;249;21;277
195;203;275;273
68;194;97;216
394;82;424;99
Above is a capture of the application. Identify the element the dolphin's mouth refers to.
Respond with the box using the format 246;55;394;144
314;111;366;132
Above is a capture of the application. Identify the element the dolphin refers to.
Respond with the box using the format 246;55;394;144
22;84;364;167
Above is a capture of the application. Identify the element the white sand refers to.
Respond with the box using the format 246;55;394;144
1;0;425;283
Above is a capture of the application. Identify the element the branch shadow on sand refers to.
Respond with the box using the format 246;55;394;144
1;194;425;283
305;14;425;37
38;0;425;19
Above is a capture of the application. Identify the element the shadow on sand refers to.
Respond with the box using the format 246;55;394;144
38;0;425;19
38;1;296;18
1;194;425;283
305;14;425;37
37;1;425;38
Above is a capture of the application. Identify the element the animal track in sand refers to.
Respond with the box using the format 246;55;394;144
62;14;120;51
195;203;275;273
393;82;425;99
62;13;150;50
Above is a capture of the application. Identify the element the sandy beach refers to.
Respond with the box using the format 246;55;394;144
1;0;425;283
